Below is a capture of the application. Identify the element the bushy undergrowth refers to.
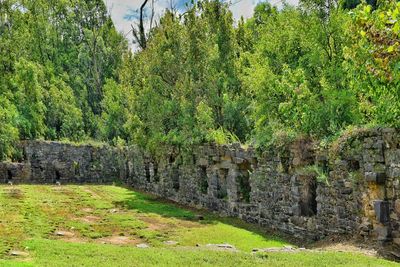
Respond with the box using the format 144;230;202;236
1;0;399;158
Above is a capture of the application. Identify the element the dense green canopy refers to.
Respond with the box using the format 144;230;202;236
0;0;399;159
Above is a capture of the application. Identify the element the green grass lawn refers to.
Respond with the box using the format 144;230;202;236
0;185;397;266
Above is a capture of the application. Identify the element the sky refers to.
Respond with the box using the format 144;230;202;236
105;0;299;46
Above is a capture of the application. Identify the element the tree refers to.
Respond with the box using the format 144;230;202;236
344;0;400;127
99;79;129;142
45;76;84;141
0;96;19;160
12;59;46;140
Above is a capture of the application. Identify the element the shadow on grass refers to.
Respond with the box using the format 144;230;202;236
114;191;195;219
113;188;288;246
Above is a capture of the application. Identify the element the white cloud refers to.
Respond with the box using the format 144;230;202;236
229;0;261;20
104;0;137;38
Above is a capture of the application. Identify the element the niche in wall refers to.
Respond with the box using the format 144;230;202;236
153;162;159;183
144;162;151;182
172;167;180;191
217;168;228;199
74;161;80;176
299;176;317;217
348;159;360;172
198;166;208;194
237;161;252;203
7;170;13;183
55;169;61;184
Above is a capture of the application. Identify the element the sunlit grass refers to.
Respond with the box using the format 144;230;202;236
0;185;397;266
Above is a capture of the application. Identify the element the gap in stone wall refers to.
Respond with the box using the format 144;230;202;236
153;162;159;183
217;168;228;199
299;176;317;217
7;169;12;183
74;162;80;176
55;170;61;184
349;159;360;172
145;163;151;182
237;161;252;203
198;166;208;195
172;167;180;191
169;154;175;164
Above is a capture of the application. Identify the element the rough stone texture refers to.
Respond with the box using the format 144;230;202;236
1;128;400;255
0;141;122;184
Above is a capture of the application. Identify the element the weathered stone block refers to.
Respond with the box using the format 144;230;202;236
387;167;400;179
363;150;385;163
385;149;400;165
365;172;386;184
290;204;301;216
340;188;353;195
198;158;208;166
375;225;391;241
395;199;400;215
233;157;245;164
374;200;390;224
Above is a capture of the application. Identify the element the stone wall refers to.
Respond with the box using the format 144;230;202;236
0;128;399;258
122;128;400;258
0;141;123;184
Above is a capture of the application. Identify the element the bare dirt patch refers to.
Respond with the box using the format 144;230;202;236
81;207;94;213
51;187;75;196
96;235;139;245
137;215;202;232
76;215;101;223
83;188;101;199
3;188;24;199
53;230;88;243
137;216;170;231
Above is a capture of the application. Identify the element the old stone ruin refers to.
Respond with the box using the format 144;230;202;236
1;128;399;259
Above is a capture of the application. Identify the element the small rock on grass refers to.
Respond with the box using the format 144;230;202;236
206;244;237;250
136;243;150;248
163;240;179;245
253;246;306;254
9;250;29;257
55;231;75;237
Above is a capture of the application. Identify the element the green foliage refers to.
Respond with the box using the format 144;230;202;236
12;59;47;140
0;96;19;160
245;4;362;147
45;77;84;141
118;3;249;152
99;79;129;143
0;0;126;154
303;165;330;186
345;0;400;128
1;0;400;157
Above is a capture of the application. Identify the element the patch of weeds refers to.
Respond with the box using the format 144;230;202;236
302;165;330;186
255;252;269;260
349;171;362;187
